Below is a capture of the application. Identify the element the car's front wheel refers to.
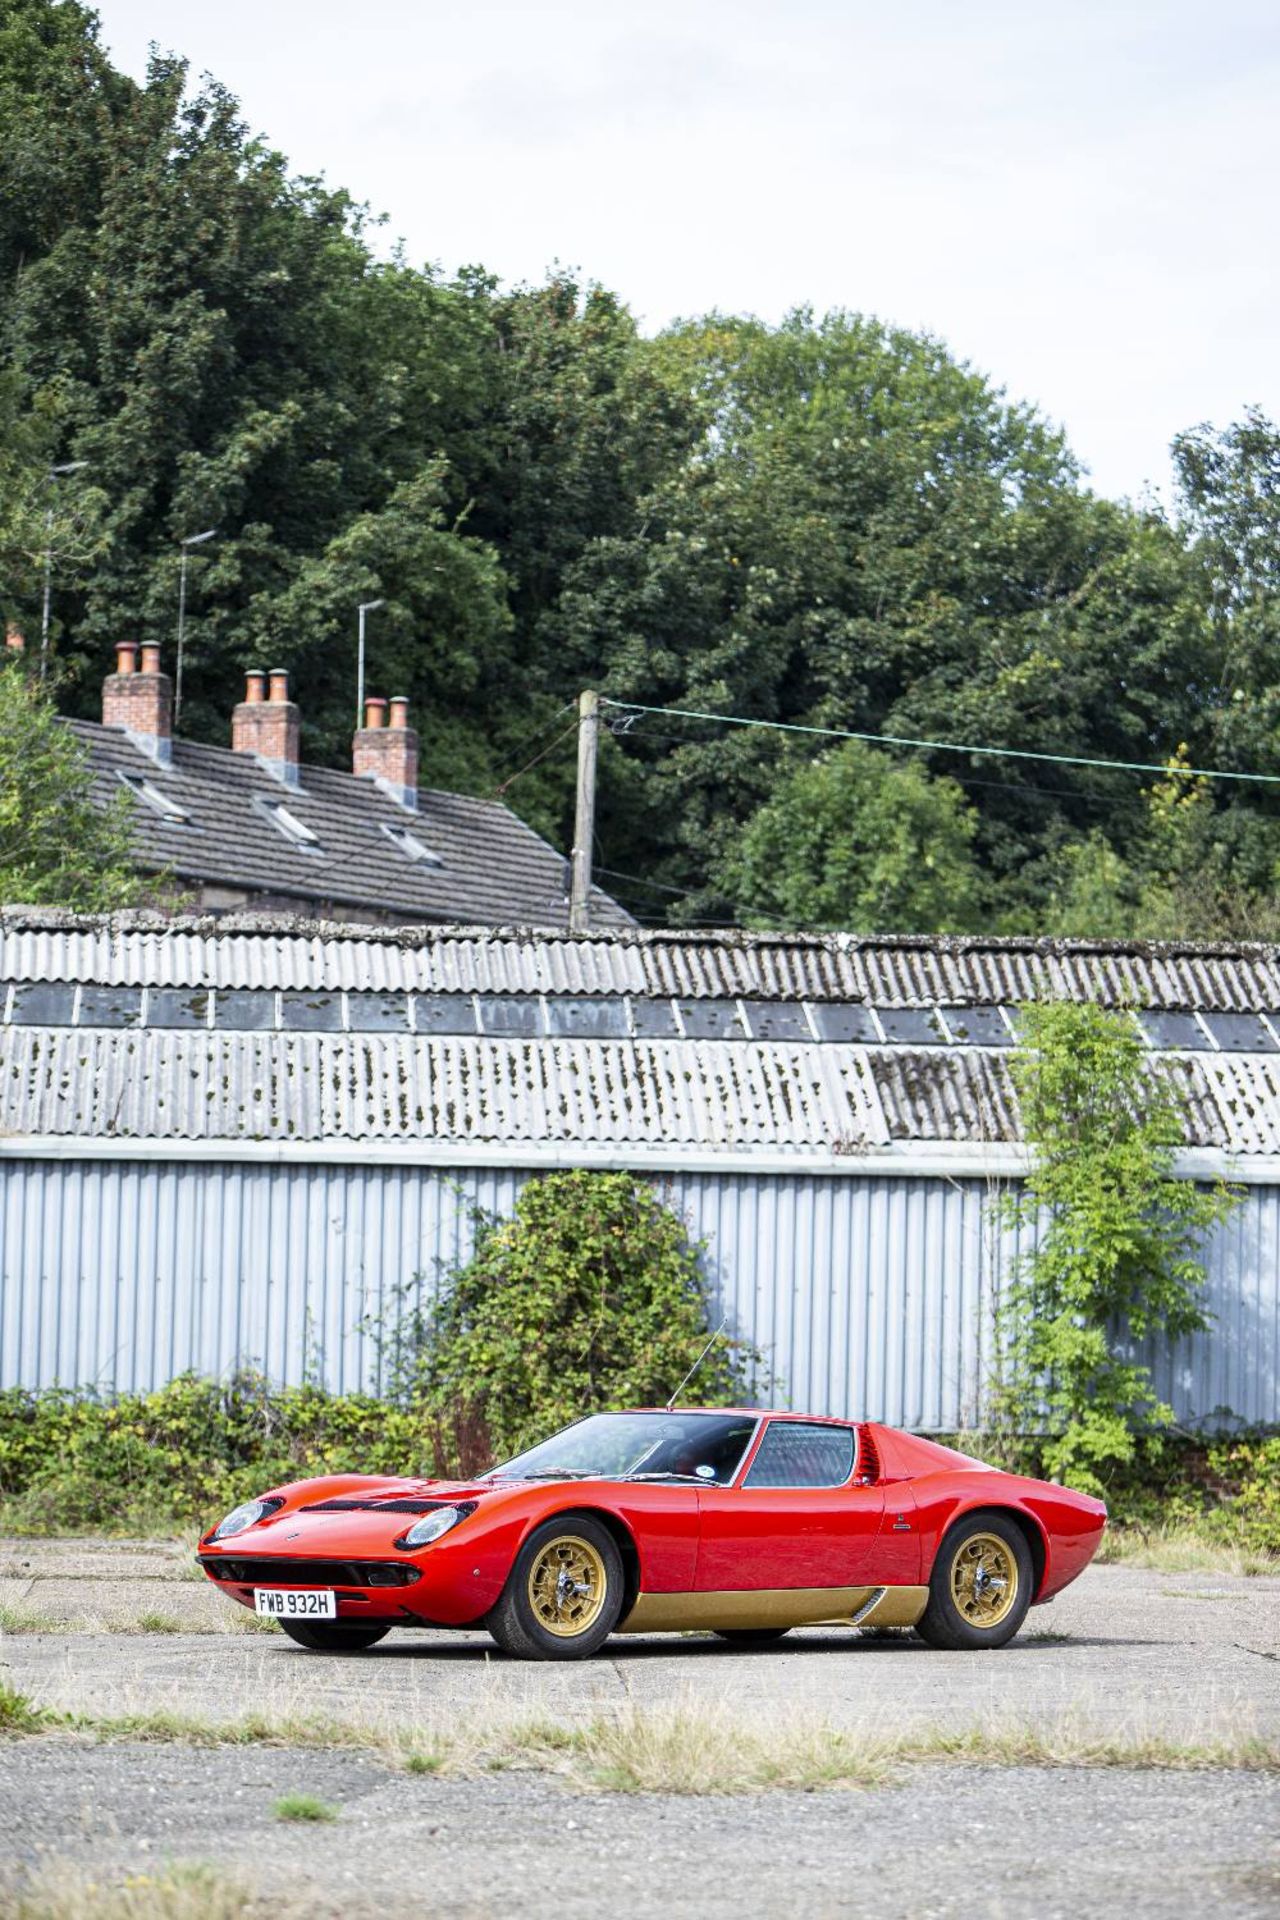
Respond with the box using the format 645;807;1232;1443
487;1516;624;1660
277;1621;391;1652
915;1512;1033;1650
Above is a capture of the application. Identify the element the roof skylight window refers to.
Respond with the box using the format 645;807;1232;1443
678;1000;745;1040
741;1002;812;1042
544;997;629;1039
809;1004;880;1044
77;986;143;1028
1137;1010;1210;1051
378;822;443;866
257;798;322;853
875;1007;947;1045
118;771;189;824
944;1007;1014;1047
1203;1012;1278;1054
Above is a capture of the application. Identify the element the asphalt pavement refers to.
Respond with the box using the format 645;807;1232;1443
1;1540;1278;1917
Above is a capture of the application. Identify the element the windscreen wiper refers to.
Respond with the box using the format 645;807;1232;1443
624;1472;714;1484
517;1468;600;1480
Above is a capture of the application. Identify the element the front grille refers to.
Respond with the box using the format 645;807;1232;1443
302;1498;444;1514
199;1556;421;1587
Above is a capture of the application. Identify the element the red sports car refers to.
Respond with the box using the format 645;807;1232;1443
197;1409;1106;1659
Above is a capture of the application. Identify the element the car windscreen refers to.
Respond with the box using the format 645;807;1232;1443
490;1411;758;1484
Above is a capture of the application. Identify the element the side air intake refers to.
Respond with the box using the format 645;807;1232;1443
855;1427;881;1485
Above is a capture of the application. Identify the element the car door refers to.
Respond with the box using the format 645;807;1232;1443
693;1419;884;1593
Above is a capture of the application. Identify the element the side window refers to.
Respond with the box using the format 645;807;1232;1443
743;1421;855;1489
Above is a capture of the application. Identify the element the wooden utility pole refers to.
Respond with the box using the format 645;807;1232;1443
569;689;600;933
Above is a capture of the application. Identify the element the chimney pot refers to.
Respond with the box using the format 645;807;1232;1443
103;641;171;763
233;667;301;784
354;694;419;812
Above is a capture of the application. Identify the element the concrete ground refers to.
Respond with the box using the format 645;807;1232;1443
1;1537;1279;1916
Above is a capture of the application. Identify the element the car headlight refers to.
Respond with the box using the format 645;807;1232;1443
396;1504;472;1549
210;1497;282;1541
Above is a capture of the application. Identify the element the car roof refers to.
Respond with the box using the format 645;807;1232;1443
621;1407;861;1425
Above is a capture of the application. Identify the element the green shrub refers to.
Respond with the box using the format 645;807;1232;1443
0;1373;432;1532
409;1170;756;1468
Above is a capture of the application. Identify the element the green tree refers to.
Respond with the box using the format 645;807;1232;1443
555;310;1205;922
1000;1003;1240;1497
718;740;981;932
413;1172;753;1466
0;657;142;907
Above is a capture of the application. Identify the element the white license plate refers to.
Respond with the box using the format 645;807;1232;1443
254;1588;337;1619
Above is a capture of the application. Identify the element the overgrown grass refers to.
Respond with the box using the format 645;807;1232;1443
1098;1524;1277;1576
0;1602;278;1637
0;1604;58;1634
0;1863;268;1920
4;1688;1276;1791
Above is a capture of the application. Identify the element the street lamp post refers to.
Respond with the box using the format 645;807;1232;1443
40;460;89;678
357;599;384;728
174;528;217;727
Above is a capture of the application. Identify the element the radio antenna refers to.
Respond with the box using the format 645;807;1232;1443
665;1317;728;1411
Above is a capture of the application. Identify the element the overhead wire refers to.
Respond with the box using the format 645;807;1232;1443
601;697;1280;789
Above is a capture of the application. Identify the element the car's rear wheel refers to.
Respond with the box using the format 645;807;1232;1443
487;1516;624;1660
277;1621;391;1652
915;1512;1033;1650
712;1628;791;1647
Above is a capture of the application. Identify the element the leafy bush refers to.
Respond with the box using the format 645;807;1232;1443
999;1001;1241;1497
960;1425;1279;1556
0;1373;432;1532
411;1170;755;1468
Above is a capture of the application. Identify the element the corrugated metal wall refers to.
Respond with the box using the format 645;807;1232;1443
0;1157;1276;1427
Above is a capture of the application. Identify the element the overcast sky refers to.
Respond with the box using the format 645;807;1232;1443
93;0;1279;504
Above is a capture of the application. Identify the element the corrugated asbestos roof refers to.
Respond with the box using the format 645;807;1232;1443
4;912;1280;1002
3;913;1280;1156
69;721;630;931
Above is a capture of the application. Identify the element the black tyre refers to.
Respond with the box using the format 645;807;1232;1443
487;1515;624;1660
915;1511;1033;1650
712;1628;791;1648
278;1620;391;1652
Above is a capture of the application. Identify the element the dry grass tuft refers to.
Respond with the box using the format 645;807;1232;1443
0;1863;260;1920
0;1683;51;1735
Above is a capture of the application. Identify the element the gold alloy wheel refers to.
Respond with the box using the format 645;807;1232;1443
949;1531;1019;1629
526;1534;609;1638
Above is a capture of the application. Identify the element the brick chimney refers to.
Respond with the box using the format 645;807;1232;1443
353;694;418;811
102;640;173;765
231;667;300;786
5;622;24;654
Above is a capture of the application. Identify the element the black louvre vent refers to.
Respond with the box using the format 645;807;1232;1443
301;1498;445;1514
856;1429;881;1485
199;1556;421;1587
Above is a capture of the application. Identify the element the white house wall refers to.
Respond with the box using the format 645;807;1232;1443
1;1157;1274;1428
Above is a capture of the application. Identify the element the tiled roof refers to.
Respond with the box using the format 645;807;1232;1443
68;721;629;931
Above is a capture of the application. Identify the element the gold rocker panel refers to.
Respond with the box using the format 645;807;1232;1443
617;1585;930;1634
